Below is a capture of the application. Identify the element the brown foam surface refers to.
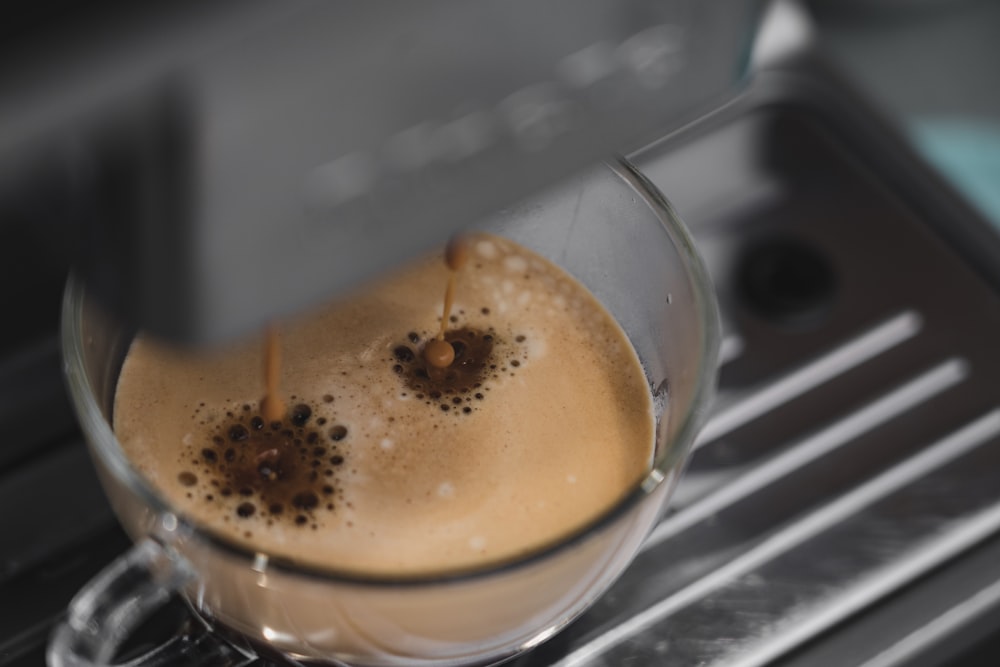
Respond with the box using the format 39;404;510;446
113;234;654;576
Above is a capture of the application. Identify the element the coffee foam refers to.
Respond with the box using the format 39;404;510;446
113;233;654;576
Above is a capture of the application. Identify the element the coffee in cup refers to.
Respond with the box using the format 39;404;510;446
113;232;654;576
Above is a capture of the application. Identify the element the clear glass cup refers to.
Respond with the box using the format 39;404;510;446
49;158;719;666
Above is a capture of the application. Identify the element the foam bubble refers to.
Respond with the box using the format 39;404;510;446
469;536;486;550
501;280;515;295
380;438;394;450
503;255;528;273
476;240;497;259
182;433;193;446
566;474;577;484
437;482;455;498
526;334;548;360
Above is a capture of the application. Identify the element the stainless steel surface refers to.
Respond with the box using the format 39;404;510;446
507;62;1000;666
772;532;1000;667
0;0;759;344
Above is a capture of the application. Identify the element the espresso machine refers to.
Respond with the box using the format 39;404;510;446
4;0;1000;665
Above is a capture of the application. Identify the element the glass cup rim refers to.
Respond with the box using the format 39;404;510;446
61;157;720;587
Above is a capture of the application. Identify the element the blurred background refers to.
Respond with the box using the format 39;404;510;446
809;0;1000;227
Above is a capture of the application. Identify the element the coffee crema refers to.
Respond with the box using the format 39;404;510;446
113;233;655;576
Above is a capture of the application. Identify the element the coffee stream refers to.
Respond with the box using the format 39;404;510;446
424;236;470;369
260;235;472;424
260;326;285;423
197;236;494;525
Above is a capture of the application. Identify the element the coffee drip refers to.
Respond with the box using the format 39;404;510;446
260;235;474;424
260;326;285;423
424;236;471;369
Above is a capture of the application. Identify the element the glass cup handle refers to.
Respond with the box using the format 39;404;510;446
48;538;255;666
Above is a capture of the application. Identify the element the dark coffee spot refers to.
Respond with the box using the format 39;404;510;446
292;491;319;510
322;485;334;495
475;393;484;400
316;417;327;426
511;360;520;367
201;448;217;463
329;425;348;441
290;404;312;426
322;394;334;403
516;335;526;342
229;425;249;442
200;411;351;526
463;407;472;414
393;364;403;374
393;346;416;363
330;455;344;465
236;502;256;518
250;416;265;431
396;327;496;408
178;471;198;487
408;332;421;344
295;515;308;526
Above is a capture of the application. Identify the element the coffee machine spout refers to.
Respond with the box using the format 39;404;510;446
0;0;761;344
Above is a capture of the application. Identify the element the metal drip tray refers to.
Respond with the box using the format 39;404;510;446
512;64;1000;667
